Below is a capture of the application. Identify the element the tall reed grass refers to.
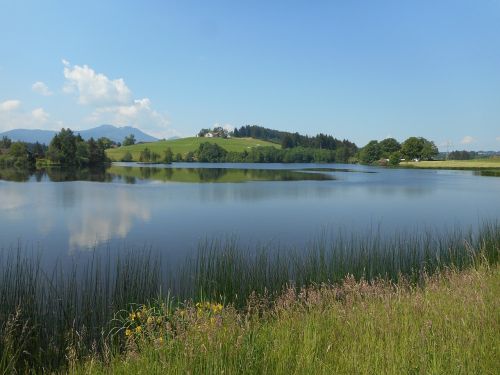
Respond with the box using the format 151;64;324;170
0;222;498;372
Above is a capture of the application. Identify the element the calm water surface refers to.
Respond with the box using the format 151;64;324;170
1;163;499;263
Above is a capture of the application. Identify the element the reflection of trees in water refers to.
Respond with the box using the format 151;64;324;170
124;176;136;184
192;168;228;181
0;168;32;182
45;167;109;182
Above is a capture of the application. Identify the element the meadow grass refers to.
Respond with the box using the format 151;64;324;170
105;137;280;162
401;158;500;169
0;223;499;373
75;263;500;375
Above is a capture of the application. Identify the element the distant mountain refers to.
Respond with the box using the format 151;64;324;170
0;125;158;145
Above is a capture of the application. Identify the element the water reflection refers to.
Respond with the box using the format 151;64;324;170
0;166;335;183
68;190;151;250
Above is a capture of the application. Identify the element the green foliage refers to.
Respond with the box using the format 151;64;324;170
196;142;228;162
233;125;358;158
401;136;438;161
139;148;152;162
359;140;382;163
163;147;174;163
46;129;108;166
0;136;12;149
123;134;136;146
379;137;401;156
389;152;401;166
121;151;133;162
78;265;500;375
448;150;478;160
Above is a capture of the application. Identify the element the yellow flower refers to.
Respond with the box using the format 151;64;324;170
158;337;164;344
147;316;154;325
210;317;216;325
129;312;136;320
136;311;142;319
135;326;142;334
125;329;132;336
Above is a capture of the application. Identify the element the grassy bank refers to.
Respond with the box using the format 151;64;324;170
401;158;500;169
106;137;280;162
1;223;499;373
76;264;500;375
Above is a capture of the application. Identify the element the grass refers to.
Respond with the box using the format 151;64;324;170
75;264;500;375
401;157;500;169
105;137;280;162
0;223;499;373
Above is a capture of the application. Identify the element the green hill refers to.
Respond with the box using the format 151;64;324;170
105;137;280;161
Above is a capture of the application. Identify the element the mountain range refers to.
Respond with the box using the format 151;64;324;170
0;125;158;144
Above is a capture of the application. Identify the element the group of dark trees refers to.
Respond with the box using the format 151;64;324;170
0;136;47;168
46;129;109;166
232;125;358;159
447;150;478;160
192;142;347;163
128;147;175;164
0;129;111;168
358;137;439;165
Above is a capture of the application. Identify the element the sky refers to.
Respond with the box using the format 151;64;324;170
0;0;499;150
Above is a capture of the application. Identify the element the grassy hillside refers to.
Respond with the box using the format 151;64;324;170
401;158;500;169
106;137;280;161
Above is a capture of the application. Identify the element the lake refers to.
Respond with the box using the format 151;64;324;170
1;163;499;264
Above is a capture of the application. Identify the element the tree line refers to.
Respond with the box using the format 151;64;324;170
232;125;358;158
0;129;111;168
358;137;439;165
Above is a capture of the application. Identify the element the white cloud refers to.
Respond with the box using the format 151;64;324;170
32;81;53;96
31;107;50;123
63;60;132;106
0;101;52;131
0;99;21;111
88;98;173;138
460;135;475;145
61;61;175;137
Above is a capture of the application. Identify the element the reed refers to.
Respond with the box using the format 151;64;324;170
0;222;498;372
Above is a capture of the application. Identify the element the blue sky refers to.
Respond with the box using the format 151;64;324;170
0;0;499;150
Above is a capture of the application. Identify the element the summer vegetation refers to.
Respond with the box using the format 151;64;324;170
0;223;499;373
0;129;111;168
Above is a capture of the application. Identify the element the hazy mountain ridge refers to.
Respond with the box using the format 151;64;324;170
0;125;158;144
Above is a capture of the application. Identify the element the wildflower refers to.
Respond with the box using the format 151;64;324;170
147;316;154;325
125;328;132;337
129;312;136;320
135;326;142;334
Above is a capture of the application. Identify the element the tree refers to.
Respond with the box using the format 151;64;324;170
163;147;174;163
281;134;295;149
0;136;12;149
9;142;29;158
401;137;438;161
389;152;401;166
359;140;382;163
401;137;424;160
421;140;438;160
121;151;133;162
123;134;136;146
379;138;401;157
139;148;151;162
